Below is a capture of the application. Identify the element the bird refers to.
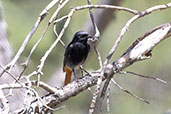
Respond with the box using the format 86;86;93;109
63;31;91;86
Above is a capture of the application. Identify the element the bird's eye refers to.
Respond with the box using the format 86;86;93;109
75;31;89;39
81;34;88;38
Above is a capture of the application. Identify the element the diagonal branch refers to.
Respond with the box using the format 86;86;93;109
104;2;171;65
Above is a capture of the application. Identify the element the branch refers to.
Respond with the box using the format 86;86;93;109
0;80;56;94
120;71;167;84
104;2;171;65
26;22;171;113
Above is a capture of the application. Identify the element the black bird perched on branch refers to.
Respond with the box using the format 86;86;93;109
63;31;91;85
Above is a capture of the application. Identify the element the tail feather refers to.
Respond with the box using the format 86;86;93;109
64;66;72;85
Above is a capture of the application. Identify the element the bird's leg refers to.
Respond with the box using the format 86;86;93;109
73;69;77;79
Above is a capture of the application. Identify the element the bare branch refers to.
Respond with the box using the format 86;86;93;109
74;5;138;15
120;71;167;84
87;1;103;113
0;80;56;94
37;8;75;79
89;76;102;114
0;65;21;84
106;85;111;114
98;77;112;114
117;22;171;66
104;2;171;65
111;79;149;104
94;47;103;69
31;81;56;94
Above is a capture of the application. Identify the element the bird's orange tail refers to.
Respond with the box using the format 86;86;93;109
64;66;72;85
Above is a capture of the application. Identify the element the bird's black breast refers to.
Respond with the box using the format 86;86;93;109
64;41;90;69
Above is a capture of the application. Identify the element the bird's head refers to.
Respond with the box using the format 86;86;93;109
72;31;91;42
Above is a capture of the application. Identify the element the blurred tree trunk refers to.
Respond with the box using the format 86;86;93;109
0;2;24;111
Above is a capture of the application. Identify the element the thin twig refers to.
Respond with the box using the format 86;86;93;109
26;87;59;113
53;14;67;47
80;66;91;76
0;80;56;94
0;65;22;85
120;71;167;84
98;77;112;114
106;84;111;114
31;80;56;93
0;83;24;90
74;5;138;15
54;15;68;23
53;24;66;47
87;1;102;114
88;5;102;113
89;76;102;114
36;0;70;85
86;4;100;40
53;0;68;47
23;23;50;68
94;47;103;70
111;79;149;104
37;8;75;79
21;0;70;86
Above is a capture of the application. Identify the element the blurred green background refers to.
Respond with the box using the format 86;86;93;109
1;0;171;114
